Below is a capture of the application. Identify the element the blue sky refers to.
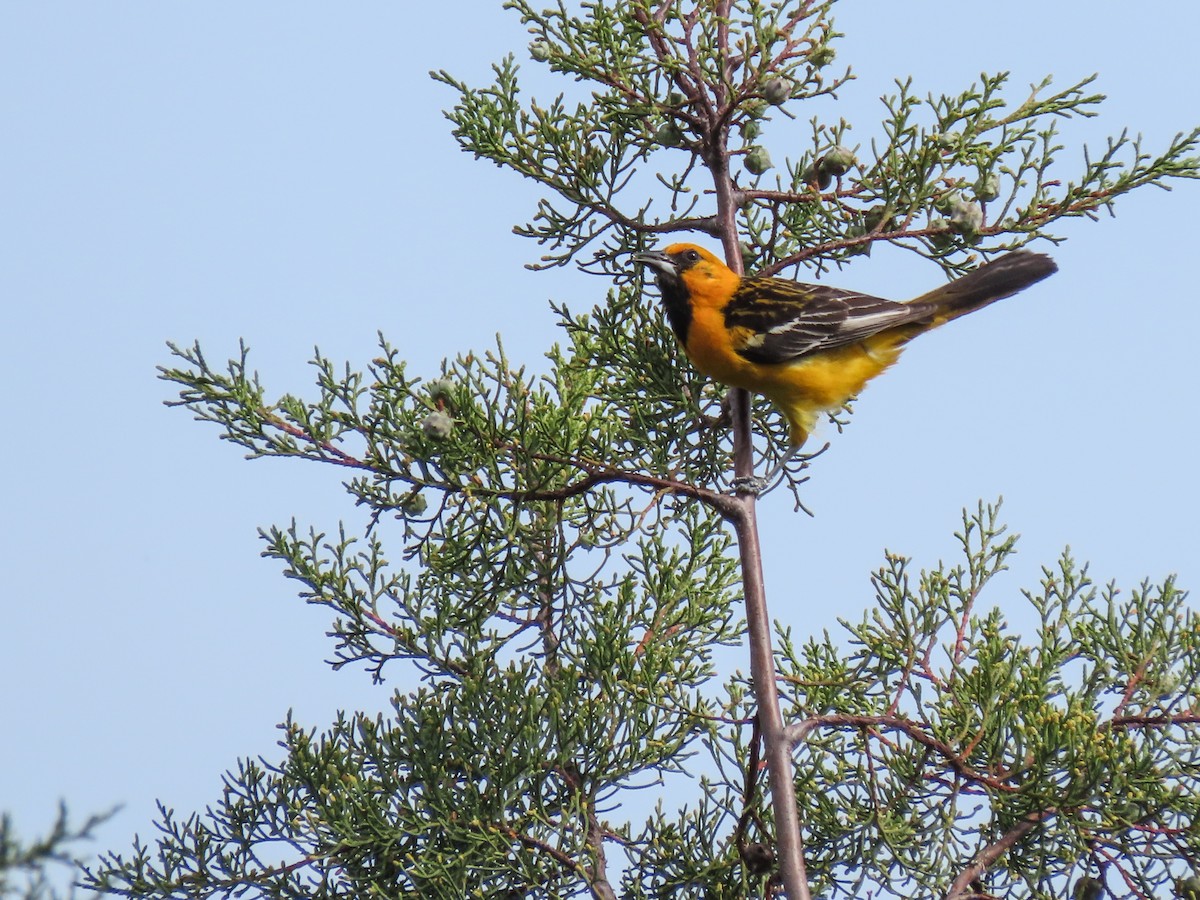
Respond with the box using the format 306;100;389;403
2;2;1197;888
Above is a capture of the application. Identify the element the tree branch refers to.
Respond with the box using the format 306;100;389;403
702;2;811;896
787;713;1025;795
943;809;1054;900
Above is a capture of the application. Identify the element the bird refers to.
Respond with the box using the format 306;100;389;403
633;242;1057;492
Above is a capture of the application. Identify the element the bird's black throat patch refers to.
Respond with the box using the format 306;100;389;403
655;276;693;346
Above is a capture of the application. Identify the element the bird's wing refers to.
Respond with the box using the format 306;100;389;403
725;277;927;364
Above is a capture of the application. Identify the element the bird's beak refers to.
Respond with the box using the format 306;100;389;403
632;250;676;277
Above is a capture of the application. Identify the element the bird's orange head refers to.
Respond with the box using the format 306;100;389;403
633;243;741;344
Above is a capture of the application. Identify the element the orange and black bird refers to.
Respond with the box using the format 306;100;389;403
634;243;1057;488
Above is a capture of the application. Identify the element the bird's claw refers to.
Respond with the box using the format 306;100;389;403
731;475;772;496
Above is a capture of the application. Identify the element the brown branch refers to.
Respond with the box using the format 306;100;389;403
551;766;618;900
757;224;942;274
740;185;861;204
944;809;1054;900
260;411;373;469
951;590;976;668
630;3;708;121
614;211;722;237
505;826;591;881
887;626;939;716
1108;712;1200;729
514;451;742;518
1110;655;1152;719
760;0;822;86
581;807;618;900
348;604;470;678
787;714;1024;795
668;5;814;898
694;5;810;897
730;485;811;900
1092;844;1146;900
715;0;732;113
679;8;710;126
244;416;745;520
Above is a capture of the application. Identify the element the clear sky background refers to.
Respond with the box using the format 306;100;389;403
3;2;1198;891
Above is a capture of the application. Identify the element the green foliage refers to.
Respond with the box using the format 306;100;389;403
1;803;119;900
83;492;1200;897
436;1;1197;276
779;503;1200;898
85;1;1200;898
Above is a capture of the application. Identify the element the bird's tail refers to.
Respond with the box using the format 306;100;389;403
910;251;1058;328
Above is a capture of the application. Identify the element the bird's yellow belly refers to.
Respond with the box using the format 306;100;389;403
684;310;907;445
763;344;902;409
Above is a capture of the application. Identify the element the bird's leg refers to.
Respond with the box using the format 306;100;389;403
731;441;828;496
731;449;799;496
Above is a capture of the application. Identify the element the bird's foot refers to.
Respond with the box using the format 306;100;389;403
731;475;772;496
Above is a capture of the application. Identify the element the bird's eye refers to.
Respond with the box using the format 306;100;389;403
684;249;700;262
